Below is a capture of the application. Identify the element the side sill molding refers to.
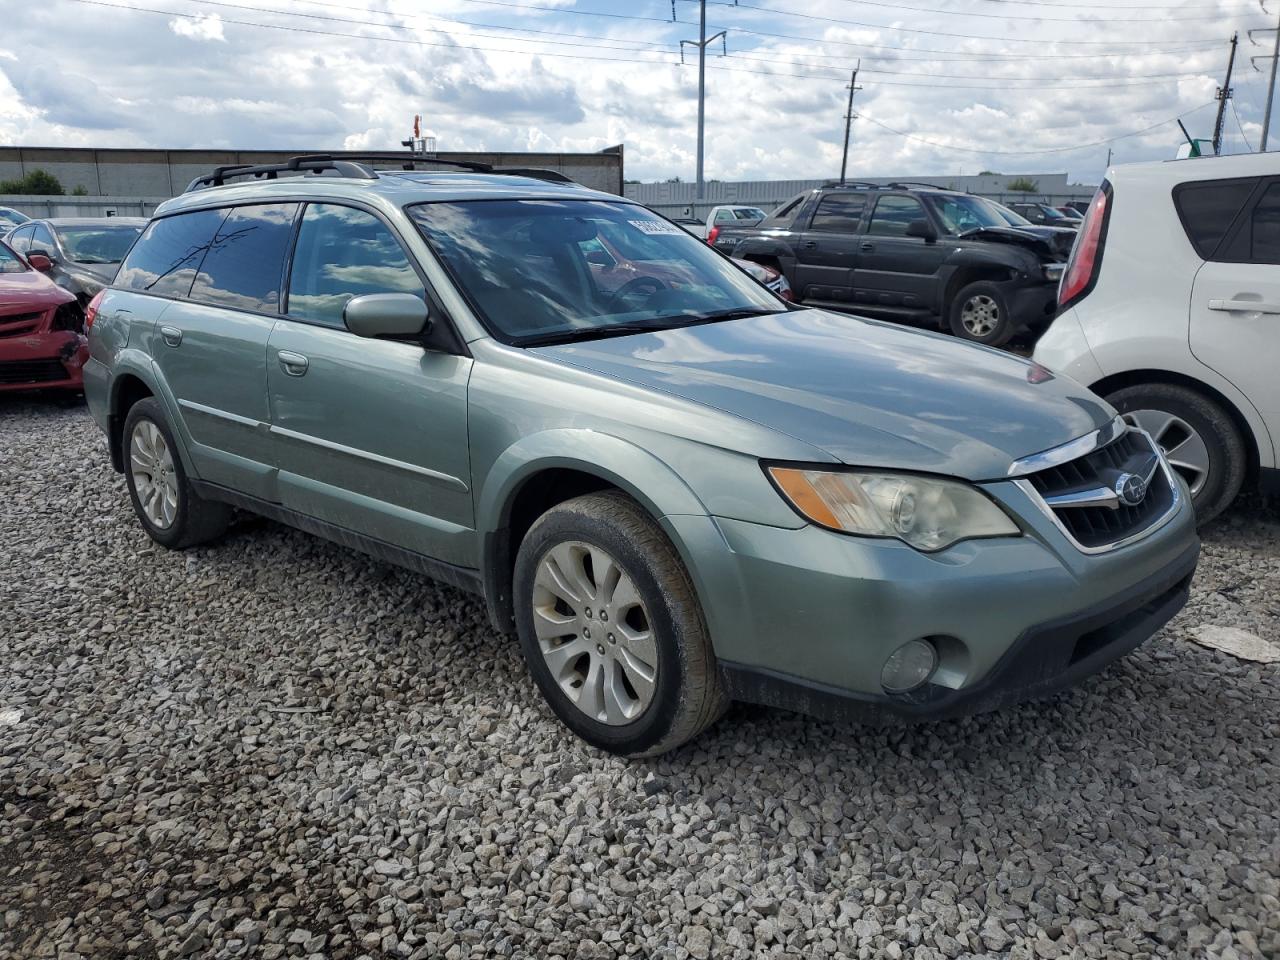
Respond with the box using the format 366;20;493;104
191;480;484;596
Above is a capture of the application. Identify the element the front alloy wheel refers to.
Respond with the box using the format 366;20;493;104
513;491;727;756
532;541;658;725
960;294;1001;339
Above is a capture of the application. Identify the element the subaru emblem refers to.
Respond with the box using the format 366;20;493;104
1115;472;1147;507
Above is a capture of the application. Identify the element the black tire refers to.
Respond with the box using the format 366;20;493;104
122;398;232;549
513;491;728;757
948;281;1015;347
1105;383;1247;526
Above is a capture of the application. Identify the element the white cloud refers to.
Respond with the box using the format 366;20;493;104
169;13;225;42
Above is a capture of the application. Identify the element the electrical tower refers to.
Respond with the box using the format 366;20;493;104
1213;34;1238;155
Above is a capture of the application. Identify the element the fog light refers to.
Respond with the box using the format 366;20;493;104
881;639;938;694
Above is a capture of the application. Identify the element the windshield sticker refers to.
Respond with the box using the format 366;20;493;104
629;220;684;236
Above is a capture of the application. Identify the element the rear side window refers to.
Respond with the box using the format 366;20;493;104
189;204;298;312
117;209;227;297
1246;183;1280;263
1172;178;1257;259
809;194;867;233
286;203;423;328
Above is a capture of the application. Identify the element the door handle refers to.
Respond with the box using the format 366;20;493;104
801;240;818;249
860;242;875;251
1208;298;1280;315
159;325;182;347
278;351;309;376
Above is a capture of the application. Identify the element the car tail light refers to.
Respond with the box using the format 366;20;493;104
1058;182;1111;311
84;290;106;331
707;226;719;245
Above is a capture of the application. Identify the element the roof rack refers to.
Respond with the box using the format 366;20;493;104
885;181;950;191
184;153;579;193
820;180;880;189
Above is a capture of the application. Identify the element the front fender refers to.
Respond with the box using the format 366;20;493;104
475;429;713;632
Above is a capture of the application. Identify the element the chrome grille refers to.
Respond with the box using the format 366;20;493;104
1018;428;1179;551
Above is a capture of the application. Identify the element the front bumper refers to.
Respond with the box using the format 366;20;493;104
0;331;88;392
663;480;1198;723
1007;281;1060;332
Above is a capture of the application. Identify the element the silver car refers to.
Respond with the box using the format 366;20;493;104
83;156;1199;756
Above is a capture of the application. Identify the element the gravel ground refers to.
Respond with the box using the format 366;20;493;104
1;399;1277;960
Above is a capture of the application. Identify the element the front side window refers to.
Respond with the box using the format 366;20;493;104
868;196;927;237
55;224;143;264
189;204;298;312
809;194;867;234
926;195;1006;234
0;241;26;274
116;209;227;297
7;225;34;254
29;223;57;255
408;199;784;345
287;203;423;328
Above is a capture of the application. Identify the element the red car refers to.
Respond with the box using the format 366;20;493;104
0;240;87;393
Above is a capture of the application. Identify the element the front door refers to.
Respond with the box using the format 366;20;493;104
851;194;949;313
267;202;475;568
1189;178;1280;458
793;191;867;301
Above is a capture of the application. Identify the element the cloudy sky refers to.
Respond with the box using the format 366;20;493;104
0;0;1271;183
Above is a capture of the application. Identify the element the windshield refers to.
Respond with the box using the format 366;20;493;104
56;224;143;264
0;241;26;273
0;209;29;229
408;199;785;345
924;194;1007;234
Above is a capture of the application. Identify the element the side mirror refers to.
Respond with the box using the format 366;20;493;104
343;293;429;339
905;219;937;243
27;253;53;272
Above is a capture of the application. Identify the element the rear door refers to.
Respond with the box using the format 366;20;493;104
267;202;474;567
1187;177;1280;441
793;191;868;302
851;193;949;313
117;204;295;502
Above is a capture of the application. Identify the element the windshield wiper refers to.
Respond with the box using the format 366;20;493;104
521;307;782;347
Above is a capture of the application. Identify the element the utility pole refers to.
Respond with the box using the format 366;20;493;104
1214;33;1238;155
680;0;726;202
1250;1;1280;151
839;63;862;185
1106;147;1113;168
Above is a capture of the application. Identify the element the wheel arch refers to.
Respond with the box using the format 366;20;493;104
107;369;156;473
940;264;1017;316
476;433;710;634
1091;368;1264;487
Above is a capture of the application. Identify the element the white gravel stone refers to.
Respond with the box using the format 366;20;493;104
0;402;1277;960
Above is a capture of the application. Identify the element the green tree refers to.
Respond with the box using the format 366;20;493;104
1007;177;1039;193
71;185;89;196
978;170;1000;176
0;169;65;195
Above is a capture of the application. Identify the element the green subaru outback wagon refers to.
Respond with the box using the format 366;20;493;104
84;155;1199;756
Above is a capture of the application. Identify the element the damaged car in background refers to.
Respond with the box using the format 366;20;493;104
0;238;87;393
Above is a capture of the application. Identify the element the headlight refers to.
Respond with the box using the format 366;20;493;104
767;467;1020;552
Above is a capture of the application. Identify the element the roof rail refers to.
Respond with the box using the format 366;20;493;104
819;180;880;189
885;181;950;191
184;153;578;193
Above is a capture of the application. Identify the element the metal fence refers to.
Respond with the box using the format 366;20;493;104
0;195;165;219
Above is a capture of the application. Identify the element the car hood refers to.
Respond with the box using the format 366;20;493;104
963;225;1075;260
69;261;119;284
535;309;1113;481
0;270;76;311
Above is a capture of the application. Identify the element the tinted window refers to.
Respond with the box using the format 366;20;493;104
0;242;25;273
809;194;867;233
30;223;56;254
55;224;143;264
1245;182;1280;264
189;204;297;312
287;204;423;327
764;194;805;226
1174;178;1258;259
734;208;767;220
868;195;926;236
117;209;227;297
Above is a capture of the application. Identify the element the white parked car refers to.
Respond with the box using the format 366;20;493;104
1035;153;1279;524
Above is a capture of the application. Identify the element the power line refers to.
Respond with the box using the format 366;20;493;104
677;0;1229;45
1232;99;1256;149
855;101;1218;155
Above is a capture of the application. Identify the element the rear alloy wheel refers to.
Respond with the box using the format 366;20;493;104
513;491;727;756
122;398;232;549
949;281;1015;347
1106;383;1246;526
